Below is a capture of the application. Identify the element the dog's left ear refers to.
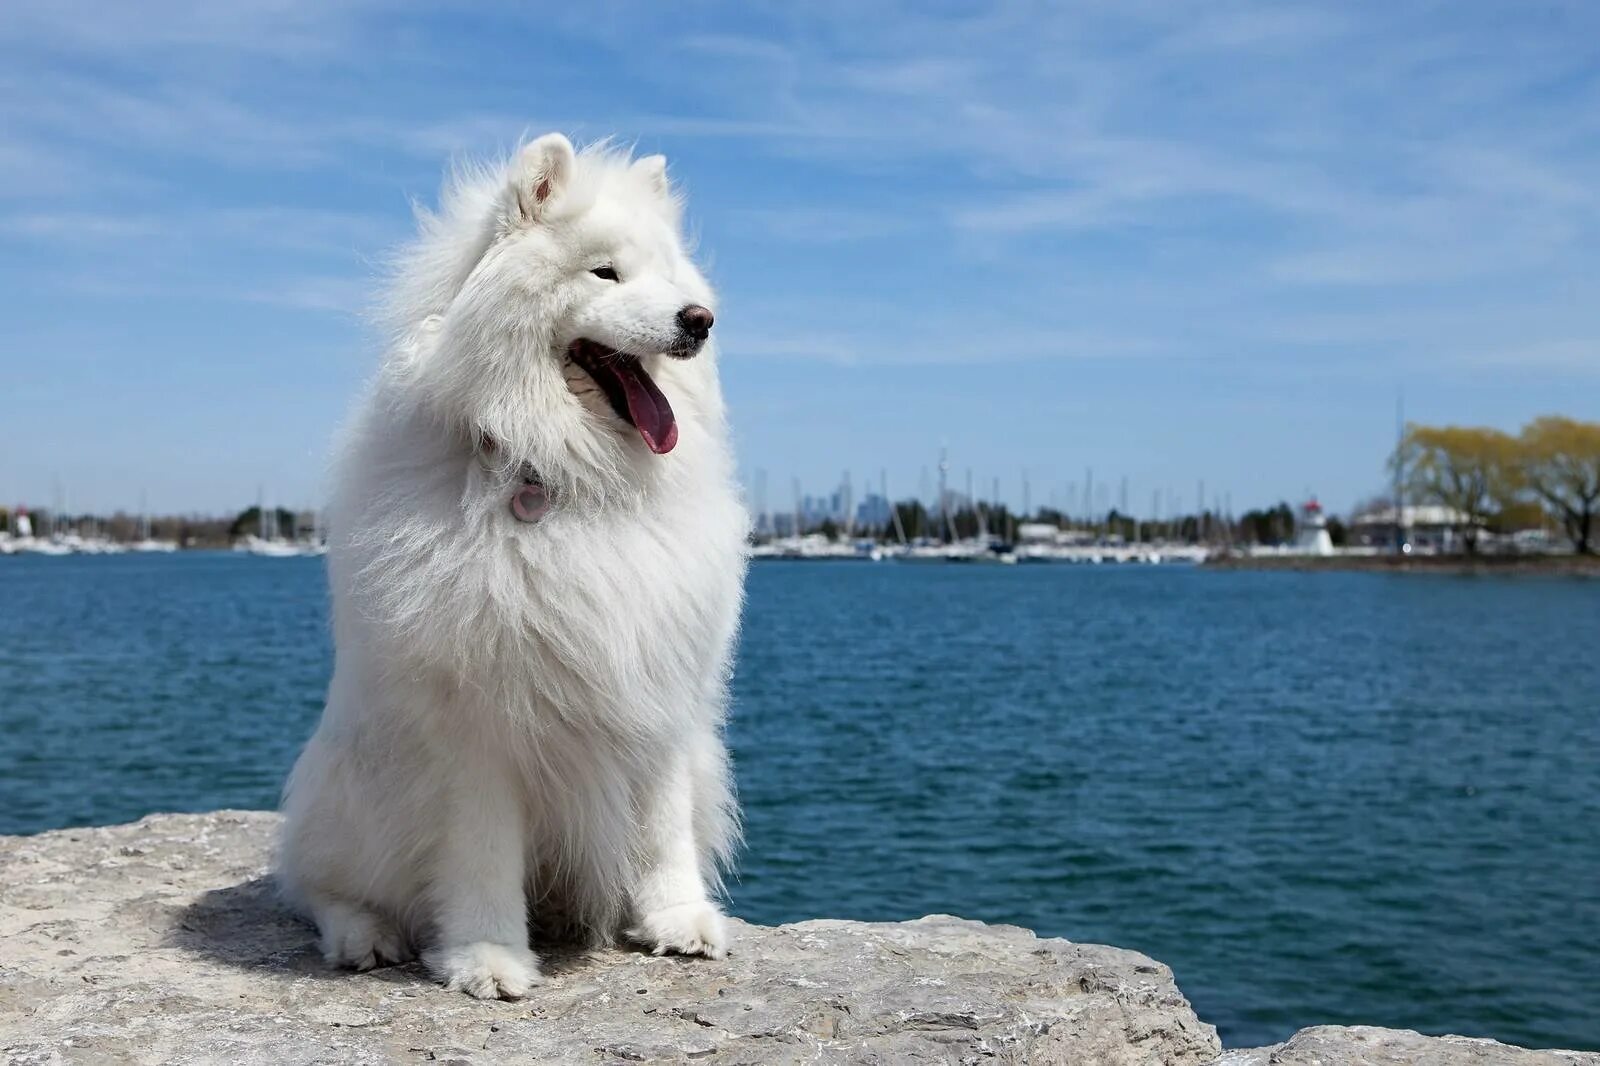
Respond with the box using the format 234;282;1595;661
632;154;670;198
632;154;682;224
504;133;575;225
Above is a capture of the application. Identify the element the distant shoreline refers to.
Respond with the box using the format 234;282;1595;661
1205;553;1600;576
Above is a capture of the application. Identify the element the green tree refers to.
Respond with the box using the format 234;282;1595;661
889;500;929;541
1394;424;1520;554
229;506;296;540
1103;509;1137;543
1238;502;1295;545
1518;416;1600;554
1490;499;1549;536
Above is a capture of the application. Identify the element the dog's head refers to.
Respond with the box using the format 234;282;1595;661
389;134;720;478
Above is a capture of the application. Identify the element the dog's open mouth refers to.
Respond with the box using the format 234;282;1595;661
567;340;678;455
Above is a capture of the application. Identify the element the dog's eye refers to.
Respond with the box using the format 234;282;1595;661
590;266;620;282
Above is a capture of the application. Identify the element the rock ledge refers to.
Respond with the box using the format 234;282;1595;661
1;812;1215;1065
1;812;1594;1065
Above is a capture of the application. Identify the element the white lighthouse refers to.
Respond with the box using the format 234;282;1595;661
1295;498;1334;556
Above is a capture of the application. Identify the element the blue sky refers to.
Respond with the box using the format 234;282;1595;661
3;1;1597;518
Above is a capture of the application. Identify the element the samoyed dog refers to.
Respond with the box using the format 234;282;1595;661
277;133;748;999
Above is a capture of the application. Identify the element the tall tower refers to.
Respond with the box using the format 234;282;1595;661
1295;498;1334;556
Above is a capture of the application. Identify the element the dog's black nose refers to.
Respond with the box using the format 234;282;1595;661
678;305;714;338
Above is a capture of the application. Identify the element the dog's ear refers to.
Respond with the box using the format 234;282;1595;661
632;154;670;199
504;133;575;225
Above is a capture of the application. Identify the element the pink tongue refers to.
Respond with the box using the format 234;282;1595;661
614;360;678;454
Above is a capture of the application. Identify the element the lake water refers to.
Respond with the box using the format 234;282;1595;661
1;553;1596;1050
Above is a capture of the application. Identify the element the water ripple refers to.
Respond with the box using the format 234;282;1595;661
0;555;1595;1050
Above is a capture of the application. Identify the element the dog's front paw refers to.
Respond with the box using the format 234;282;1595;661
628;901;729;959
317;902;412;972
423;941;543;999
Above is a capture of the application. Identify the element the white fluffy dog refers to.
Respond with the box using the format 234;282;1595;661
277;133;748;999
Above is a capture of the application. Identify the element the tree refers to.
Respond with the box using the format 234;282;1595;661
1238;502;1295;545
1518;416;1600;554
1490;498;1549;536
889;500;930;541
1394;424;1520;554
229;506;296;540
1103;509;1137;543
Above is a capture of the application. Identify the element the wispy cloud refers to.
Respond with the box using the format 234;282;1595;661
728;207;914;244
0;206;395;249
2;0;1598;512
0;213;164;241
1465;339;1600;375
232;275;373;314
0;0;395;60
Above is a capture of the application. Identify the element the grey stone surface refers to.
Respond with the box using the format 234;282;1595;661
1214;1025;1600;1066
0;811;1220;1065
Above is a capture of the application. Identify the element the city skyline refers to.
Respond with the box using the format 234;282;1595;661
0;459;1356;529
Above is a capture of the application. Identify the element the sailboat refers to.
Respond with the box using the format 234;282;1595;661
302;509;328;556
130;492;178;552
242;494;303;556
10;507;71;555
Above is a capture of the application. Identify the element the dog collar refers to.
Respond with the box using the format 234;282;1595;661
479;432;551;524
510;477;550;523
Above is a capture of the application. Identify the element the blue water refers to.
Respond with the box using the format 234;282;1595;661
1;554;1596;1050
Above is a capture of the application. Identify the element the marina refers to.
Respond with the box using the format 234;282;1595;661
749;532;1212;565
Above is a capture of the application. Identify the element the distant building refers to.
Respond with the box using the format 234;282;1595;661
854;493;891;530
1017;522;1060;544
1015;522;1096;546
1349;504;1476;553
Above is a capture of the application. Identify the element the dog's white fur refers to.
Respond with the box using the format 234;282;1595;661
277;134;748;999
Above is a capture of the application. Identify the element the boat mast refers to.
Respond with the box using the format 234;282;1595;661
1394;389;1408;553
884;470;907;545
937;447;950;543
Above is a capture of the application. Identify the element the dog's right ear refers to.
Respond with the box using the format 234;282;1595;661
502;133;575;225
